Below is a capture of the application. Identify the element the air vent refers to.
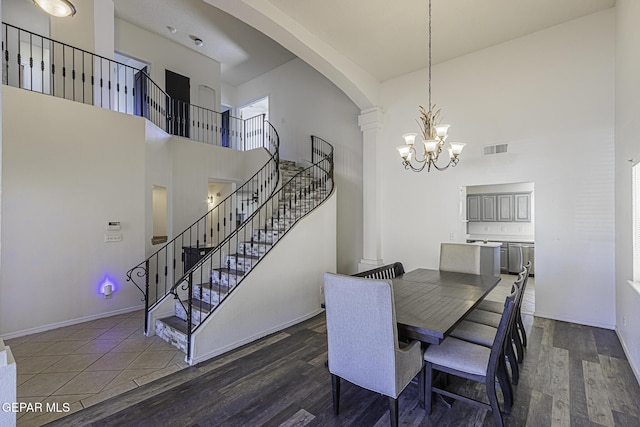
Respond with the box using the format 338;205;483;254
483;143;509;156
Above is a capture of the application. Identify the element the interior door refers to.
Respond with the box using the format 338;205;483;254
166;69;190;138
134;66;148;119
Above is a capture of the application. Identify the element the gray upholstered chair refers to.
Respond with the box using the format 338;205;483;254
323;273;424;427
423;290;517;427
439;243;482;275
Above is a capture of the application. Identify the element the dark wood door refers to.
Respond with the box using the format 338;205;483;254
134;66;148;118
166;69;190;138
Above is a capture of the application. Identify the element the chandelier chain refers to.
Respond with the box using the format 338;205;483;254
428;0;432;116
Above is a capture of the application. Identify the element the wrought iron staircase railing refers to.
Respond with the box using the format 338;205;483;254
1;22;261;149
128;122;280;333
170;136;334;360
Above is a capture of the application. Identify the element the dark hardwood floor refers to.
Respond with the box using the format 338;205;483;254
47;313;640;427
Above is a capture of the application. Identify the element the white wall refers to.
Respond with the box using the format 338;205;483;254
191;189;336;364
615;0;640;381
379;10;615;328
232;58;363;274
2;0;49;35
0;86;264;338
168;138;270;236
115;18;222;113
1;86;146;337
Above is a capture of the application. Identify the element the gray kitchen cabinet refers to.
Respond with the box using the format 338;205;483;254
497;194;514;222
500;245;509;273
515;193;531;222
467;195;481;222
481;195;497;222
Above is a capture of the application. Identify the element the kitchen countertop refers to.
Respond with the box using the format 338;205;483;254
467;235;535;244
468;241;503;247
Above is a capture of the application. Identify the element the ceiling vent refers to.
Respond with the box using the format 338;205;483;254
483;143;509;156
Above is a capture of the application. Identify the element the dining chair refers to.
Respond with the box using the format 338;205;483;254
423;290;517;427
477;261;532;351
467;264;530;365
449;273;525;385
439;243;482;275
323;273;424;427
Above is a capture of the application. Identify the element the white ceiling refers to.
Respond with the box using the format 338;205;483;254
113;0;296;87
115;0;615;87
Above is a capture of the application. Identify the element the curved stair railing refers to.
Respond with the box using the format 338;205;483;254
2;22;261;150
127;121;280;333
169;136;334;360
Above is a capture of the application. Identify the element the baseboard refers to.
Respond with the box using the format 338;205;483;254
189;308;324;365
615;328;640;386
534;311;615;330
0;305;144;340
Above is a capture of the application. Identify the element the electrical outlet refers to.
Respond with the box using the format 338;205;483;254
104;234;122;242
449;233;455;241
623;316;627;326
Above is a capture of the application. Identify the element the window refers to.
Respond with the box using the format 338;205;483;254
633;162;640;282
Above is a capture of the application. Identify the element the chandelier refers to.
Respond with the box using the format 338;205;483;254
397;0;465;172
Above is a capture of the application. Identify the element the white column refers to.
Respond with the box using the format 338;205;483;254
358;107;385;271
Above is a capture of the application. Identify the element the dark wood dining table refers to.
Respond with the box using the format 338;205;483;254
392;268;502;345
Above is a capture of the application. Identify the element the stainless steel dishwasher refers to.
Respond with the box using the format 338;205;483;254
508;243;534;275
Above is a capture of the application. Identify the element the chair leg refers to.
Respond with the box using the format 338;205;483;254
388;397;399;427
425;362;433;415
497;359;513;414
487;374;505;427
513;327;524;364
506;338;519;385
418;365;426;409
518;314;528;348
331;374;340;415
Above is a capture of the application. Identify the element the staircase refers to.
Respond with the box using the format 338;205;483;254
149;137;334;361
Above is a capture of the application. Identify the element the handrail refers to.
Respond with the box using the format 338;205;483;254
176;135;334;359
127;118;279;333
1;22;255;149
0;21;283;333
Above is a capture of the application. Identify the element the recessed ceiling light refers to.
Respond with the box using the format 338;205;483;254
166;26;176;34
189;35;204;47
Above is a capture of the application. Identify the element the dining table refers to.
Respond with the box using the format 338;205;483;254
391;268;502;345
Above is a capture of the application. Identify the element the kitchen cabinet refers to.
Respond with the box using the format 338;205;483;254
467;195;481;222
515;193;531;222
497;194;514;222
500;246;509;273
467;192;531;222
481;195;497;222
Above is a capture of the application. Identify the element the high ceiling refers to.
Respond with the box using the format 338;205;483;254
116;0;615;93
113;0;296;87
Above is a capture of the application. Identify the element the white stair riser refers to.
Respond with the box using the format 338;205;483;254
237;242;271;256
193;284;225;304
155;319;188;353
212;271;242;287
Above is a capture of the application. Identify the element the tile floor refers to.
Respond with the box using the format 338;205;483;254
4;310;188;426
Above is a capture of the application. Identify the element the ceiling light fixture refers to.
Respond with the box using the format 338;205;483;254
189;35;204;47
397;0;465;172
33;0;76;17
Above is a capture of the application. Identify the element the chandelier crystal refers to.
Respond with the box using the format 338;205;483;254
397;0;465;172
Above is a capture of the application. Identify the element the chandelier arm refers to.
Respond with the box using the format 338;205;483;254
404;160;428;173
430;160;453;171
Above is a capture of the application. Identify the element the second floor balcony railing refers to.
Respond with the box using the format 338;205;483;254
1;22;263;150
